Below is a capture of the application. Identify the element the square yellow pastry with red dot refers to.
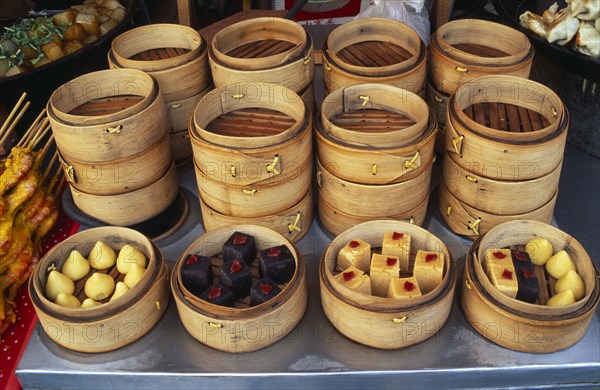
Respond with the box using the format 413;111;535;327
388;276;422;299
487;264;518;299
381;231;411;270
334;266;371;295
370;254;400;297
337;238;371;272
413;250;444;294
484;249;513;275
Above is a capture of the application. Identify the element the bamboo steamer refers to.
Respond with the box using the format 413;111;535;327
167;85;211;132
196;157;312;218
438;178;556;240
29;227;169;353
445;92;569;181
193;84;306;149
209;19;314;95
425;80;450;128
322;18;426;95
190;109;312;187
169;129;193;161
58;131;173;195
200;187;314;243
317;192;428;237
429;19;534;95
320;84;429;148
461;220;600;353
315;112;437;185
319;220;456;349
316;158;432;218
48;71;169;163
70;162;179;226
171;225;307;353
442;151;562;215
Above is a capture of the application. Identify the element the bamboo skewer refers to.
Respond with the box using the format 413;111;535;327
0;93;28;142
1;102;31;147
30;121;52;149
17;114;48;148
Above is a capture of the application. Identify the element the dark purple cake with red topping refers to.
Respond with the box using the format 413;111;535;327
250;278;282;307
200;283;235;307
223;232;256;265
258;245;296;284
219;259;252;299
511;249;540;304
181;254;213;297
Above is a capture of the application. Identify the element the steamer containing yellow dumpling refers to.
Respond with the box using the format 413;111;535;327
30;226;169;353
461;220;600;353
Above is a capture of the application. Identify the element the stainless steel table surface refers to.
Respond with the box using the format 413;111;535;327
16;164;600;389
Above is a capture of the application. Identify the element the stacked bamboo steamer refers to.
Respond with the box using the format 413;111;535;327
426;19;534;151
322;18;426;96
208;17;315;111
189;83;313;243
108;24;211;160
49;69;178;226
316;84;436;237
439;75;568;239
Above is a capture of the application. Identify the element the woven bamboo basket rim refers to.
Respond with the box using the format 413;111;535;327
57;131;172;195
325;17;423;77
189;109;312;187
171;224;303;317
49;69;156;126
321;220;454;310
30;227;159;320
438;178;557;239
451;75;564;143
320;84;429;149
193;84;305;149
473;220;599;316
211;17;307;70
70;162;178;226
435;19;531;66
199;186;314;243
442;151;562;215
111;24;202;71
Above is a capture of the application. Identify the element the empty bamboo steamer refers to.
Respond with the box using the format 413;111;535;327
438;178;557;239
48;69;168;162
321;84;429;148
171;225;307;353
200;187;314;243
461;220;599;353
319;220;456;349
429;19;534;95
445;76;569;181
29;227;169;353
322;18;426;95
209;17;314;95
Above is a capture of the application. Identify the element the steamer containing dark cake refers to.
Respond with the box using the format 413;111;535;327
171;225;307;353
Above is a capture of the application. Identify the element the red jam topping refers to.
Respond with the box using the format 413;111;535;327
386;257;398;267
230;260;243;273
348;240;360;248
233;235;247;245
404;281;416;292
392;232;404;240
425;253;438;262
259;282;273;295
493;251;507;259
522;269;536;279
267;247;282;257
513;251;528;262
502;269;513;280
186;254;198;265
208;287;222;299
343;271;355;281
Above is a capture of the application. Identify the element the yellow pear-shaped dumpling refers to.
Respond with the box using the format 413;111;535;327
45;270;75;301
88;241;116;270
61;250;90;281
547;289;576;306
525;238;553;266
55;293;81;308
116;244;147;274
545;250;576;279
84;272;115;301
554;270;585;301
81;298;103;308
110;281;130;302
123;263;145;288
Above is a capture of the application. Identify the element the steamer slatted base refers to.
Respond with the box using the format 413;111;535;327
331;109;416;132
69;96;142;116
463;103;550;133
226;39;296;59
130;47;191;61
336;41;412;68
206;108;296;137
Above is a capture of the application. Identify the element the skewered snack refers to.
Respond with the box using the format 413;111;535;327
520;1;600;58
0;1;126;78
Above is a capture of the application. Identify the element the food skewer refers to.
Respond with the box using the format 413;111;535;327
0;93;28;144
17;114;49;148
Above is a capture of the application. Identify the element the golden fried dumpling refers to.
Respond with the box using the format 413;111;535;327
520;10;549;37
547;9;580;45
574;22;600;57
570;0;600;21
542;2;560;25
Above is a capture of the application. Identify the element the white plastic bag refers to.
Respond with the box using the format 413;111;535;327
355;0;431;45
